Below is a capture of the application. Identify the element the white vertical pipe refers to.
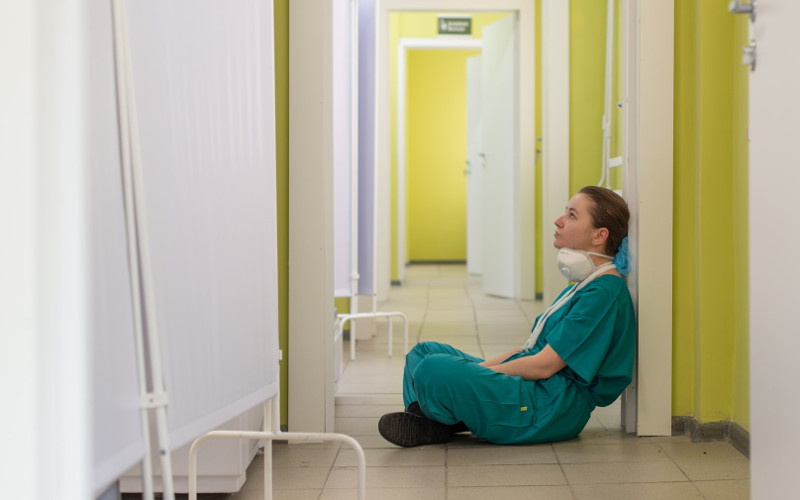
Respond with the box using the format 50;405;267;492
599;0;615;188
350;0;361;336
129;60;177;500
110;2;155;498
111;1;175;496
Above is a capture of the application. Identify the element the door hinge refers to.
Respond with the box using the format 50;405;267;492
728;0;756;22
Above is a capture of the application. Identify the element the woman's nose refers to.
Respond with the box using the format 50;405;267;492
554;215;565;228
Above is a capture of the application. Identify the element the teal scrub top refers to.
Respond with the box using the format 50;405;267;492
521;275;636;407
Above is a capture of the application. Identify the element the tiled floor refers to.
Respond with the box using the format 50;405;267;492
230;264;750;499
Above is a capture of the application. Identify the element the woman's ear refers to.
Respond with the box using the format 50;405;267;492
593;228;609;248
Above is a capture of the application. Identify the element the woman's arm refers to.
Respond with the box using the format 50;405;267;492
479;348;523;367
486;345;567;381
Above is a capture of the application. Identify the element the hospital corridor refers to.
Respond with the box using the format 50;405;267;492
8;0;800;498
220;265;750;500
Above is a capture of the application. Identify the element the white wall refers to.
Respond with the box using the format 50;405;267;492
288;0;336;432
0;1;94;497
749;0;800;494
0;2;39;496
634;0;673;437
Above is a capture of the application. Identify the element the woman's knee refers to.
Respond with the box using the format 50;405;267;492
413;353;472;388
408;341;448;357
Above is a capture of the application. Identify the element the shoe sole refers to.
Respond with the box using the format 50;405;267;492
378;412;453;447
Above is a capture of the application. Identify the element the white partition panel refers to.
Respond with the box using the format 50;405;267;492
333;0;353;298
90;0;146;493
124;0;279;450
358;0;376;295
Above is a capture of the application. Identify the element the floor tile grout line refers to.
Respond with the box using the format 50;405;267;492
552;442;580;499
654;441;711;499
465;282;485;360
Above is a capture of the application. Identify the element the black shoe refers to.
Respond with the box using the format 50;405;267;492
406;401;425;417
378;411;454;447
407;401;469;433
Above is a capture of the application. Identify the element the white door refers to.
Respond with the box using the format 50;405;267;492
465;55;483;275
747;0;800;496
481;14;518;298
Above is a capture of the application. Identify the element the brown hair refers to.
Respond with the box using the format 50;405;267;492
578;186;630;256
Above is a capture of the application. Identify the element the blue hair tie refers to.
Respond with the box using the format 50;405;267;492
612;236;631;277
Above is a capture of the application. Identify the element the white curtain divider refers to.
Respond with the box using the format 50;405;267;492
123;0;280;452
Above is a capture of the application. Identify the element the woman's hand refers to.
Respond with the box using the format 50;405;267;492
486;345;567;381
479;348;523;367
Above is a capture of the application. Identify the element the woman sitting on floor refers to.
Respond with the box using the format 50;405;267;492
378;186;636;447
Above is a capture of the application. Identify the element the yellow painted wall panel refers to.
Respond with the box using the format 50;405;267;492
672;0;696;418
672;0;749;426
731;11;750;432
274;0;289;425
693;0;736;422
535;0;543;295
569;0;606;194
406;49;479;260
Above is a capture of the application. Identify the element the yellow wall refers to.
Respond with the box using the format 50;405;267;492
731;8;750;432
274;0;289;425
534;0;543;295
569;0;623;194
673;0;749;429
673;0;695;419
406;49;479;260
569;0;749;429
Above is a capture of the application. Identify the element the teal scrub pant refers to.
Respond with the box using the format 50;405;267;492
403;341;595;444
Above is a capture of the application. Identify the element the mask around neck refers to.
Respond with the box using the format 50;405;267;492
557;247;613;282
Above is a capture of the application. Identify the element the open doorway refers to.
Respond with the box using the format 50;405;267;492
377;2;538;302
397;13;526;301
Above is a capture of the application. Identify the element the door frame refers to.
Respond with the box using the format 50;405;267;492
395;37;483;282
377;0;537;300
540;0;570;306
622;0;674;436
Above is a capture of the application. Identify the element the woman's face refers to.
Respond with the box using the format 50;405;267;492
553;193;599;251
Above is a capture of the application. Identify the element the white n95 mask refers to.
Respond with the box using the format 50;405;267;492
557;248;613;282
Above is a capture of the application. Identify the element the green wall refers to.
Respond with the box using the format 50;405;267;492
406;49;479;261
569;0;623;194
570;0;749;429
534;0;543;296
274;0;288;426
731;7;749;432
673;0;749;429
